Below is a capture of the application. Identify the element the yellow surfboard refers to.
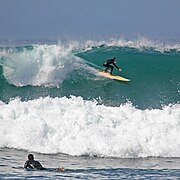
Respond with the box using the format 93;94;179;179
99;71;130;82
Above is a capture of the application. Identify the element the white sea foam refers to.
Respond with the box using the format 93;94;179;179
0;96;179;158
2;44;85;86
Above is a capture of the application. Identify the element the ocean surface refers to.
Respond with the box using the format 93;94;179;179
0;38;180;179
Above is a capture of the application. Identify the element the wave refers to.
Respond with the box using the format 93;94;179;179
0;38;179;109
0;96;180;158
1;38;180;87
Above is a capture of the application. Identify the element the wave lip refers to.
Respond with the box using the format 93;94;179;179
0;96;180;158
73;37;180;52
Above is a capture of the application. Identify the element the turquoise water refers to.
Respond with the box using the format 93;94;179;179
0;39;180;179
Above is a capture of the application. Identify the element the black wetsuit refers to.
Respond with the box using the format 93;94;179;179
24;160;46;170
103;59;119;74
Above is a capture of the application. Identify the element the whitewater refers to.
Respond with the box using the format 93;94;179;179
0;96;180;158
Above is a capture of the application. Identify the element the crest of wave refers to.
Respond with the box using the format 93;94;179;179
82;37;180;53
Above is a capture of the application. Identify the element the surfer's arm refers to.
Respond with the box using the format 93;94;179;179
113;63;122;71
24;161;28;168
24;161;33;169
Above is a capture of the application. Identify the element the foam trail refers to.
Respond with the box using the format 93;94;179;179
0;96;180;158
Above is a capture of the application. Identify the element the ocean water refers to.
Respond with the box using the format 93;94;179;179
0;38;180;179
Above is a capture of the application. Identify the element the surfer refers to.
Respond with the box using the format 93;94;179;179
24;154;65;171
24;154;47;170
103;57;122;74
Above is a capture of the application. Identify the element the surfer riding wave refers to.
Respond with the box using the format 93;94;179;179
103;57;122;74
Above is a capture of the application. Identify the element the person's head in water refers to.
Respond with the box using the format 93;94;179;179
28;154;34;160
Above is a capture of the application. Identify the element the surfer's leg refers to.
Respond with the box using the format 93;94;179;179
103;63;109;72
104;64;113;73
105;67;109;72
110;66;114;74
